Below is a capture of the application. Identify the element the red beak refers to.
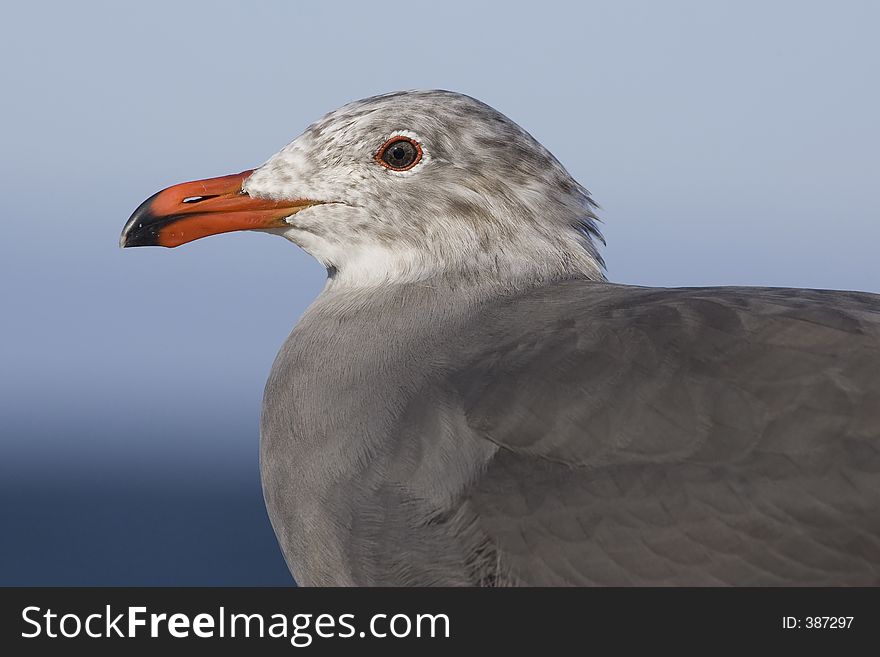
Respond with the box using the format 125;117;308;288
120;170;321;248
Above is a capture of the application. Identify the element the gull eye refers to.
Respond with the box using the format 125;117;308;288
376;136;422;171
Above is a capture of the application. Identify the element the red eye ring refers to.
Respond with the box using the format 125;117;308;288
375;136;423;171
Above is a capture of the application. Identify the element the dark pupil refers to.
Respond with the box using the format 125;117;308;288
383;140;416;168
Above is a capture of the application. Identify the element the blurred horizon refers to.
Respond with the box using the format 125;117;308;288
1;0;878;585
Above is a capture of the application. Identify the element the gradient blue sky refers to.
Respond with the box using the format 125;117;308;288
1;1;878;584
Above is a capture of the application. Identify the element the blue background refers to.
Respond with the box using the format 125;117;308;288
1;0;878;584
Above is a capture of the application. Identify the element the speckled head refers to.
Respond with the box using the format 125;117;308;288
121;90;605;286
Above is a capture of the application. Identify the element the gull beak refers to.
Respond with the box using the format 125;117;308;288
120;170;320;248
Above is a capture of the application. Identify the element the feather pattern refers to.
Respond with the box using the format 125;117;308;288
262;281;880;585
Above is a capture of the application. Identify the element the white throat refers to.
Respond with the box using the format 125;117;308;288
281;224;606;291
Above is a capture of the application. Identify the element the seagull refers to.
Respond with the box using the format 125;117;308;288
121;90;880;586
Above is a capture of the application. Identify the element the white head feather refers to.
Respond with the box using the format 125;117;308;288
242;90;605;289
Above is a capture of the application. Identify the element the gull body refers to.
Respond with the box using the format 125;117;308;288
122;91;880;585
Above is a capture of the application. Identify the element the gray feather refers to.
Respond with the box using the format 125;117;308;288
261;280;880;585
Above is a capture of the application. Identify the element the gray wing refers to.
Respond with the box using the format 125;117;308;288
436;282;880;585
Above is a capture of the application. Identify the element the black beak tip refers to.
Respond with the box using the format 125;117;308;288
119;221;161;248
120;191;163;248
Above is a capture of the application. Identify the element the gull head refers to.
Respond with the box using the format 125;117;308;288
121;90;604;286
